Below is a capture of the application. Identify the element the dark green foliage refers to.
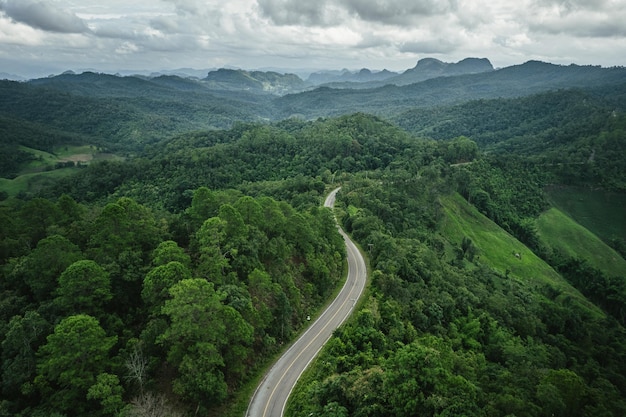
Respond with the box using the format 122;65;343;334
55;260;112;318
275;62;626;119
1;81;625;416
395;87;626;192
554;256;626;325
35;314;117;415
289;162;626;417
0;180;345;415
452;157;549;249
8;234;82;302
45;113;415;210
1;311;51;402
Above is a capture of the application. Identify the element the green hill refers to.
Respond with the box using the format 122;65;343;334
537;207;626;278
439;193;601;316
546;186;626;243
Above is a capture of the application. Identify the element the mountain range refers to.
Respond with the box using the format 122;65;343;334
1;57;624;153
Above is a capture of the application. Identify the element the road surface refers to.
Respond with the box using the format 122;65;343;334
246;187;367;417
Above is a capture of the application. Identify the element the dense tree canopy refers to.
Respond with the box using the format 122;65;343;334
0;181;345;415
0;99;624;417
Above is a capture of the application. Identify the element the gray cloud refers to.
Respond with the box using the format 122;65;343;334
532;20;626;38
531;0;611;11
150;16;181;34
160;0;204;15
258;0;455;27
257;0;339;26
343;0;455;24
0;0;90;33
399;38;457;54
527;0;626;38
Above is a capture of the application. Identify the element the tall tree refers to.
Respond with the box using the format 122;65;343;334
151;240;191;268
9;234;82;302
55;260;112;318
35;314;117;415
1;311;51;400
142;261;191;314
195;217;230;283
159;278;252;407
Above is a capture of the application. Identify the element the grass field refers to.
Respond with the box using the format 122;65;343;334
439;193;601;316
537;207;626;277
545;185;626;243
1;144;117;198
0;169;78;197
19;144;96;171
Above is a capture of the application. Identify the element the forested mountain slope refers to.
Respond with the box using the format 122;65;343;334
0;76;271;153
273;61;626;118
289;159;626;417
394;86;626;191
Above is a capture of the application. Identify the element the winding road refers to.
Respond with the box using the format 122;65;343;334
246;187;367;417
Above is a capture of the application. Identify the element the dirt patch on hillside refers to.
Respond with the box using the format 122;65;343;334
60;154;93;163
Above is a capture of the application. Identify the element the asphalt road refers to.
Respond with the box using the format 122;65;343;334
246;187;367;417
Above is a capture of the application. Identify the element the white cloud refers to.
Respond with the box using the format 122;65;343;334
0;0;624;78
0;13;44;45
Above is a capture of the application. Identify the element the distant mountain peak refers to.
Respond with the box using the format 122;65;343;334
409;57;493;73
203;68;306;95
414;57;446;68
393;57;493;85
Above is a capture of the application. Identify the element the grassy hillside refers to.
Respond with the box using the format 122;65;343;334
0;145;120;197
439;193;602;316
537;207;626;277
546;186;626;243
0;169;80;197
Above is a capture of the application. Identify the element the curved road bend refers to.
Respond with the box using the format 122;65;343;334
246;187;367;417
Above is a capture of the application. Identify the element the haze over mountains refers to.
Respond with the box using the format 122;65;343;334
1;57;625;151
2;57;493;85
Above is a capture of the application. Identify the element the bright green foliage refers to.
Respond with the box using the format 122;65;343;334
151;240;191;268
444;136;478;164
195;217;230;282
35;314;117;414
86;373;125;416
233;195;263;225
159;278;253;406
142;261;191;312
536;369;585;417
55;260;112;317
384;337;479;416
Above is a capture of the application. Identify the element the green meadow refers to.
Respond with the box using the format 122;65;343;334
1;145;117;197
439;193;601;316
546;185;626;243
537;207;626;278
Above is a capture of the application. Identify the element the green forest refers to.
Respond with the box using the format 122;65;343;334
1;65;625;416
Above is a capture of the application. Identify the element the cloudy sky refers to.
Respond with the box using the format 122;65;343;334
1;0;625;78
